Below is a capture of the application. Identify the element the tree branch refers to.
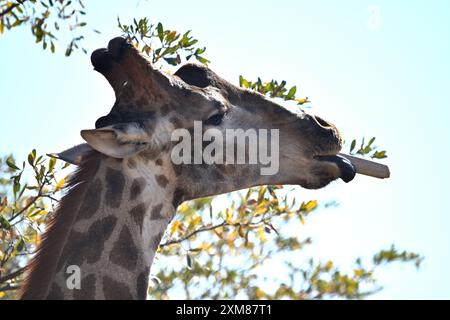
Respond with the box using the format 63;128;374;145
0;0;27;19
9;172;47;223
0;266;26;284
0;284;20;292
159;210;284;248
160;221;228;247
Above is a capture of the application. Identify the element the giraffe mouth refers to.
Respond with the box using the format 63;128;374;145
314;154;356;183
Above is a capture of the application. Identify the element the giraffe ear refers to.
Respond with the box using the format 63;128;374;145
47;143;93;165
80;122;150;158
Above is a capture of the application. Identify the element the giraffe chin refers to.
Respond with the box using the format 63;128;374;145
314;155;356;183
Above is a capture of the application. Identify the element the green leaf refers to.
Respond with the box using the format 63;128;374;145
13;180;20;198
11;19;22;28
285;86;297;100
48;157;56;173
28;149;36;166
195;55;209;65
186;254;193;270
194;47;206;55
363;145;372;154
372;150;387;159
16;238;25;252
6;157;20;171
0;216;11;229
38;164;46;181
350;140;356;153
163;57;179;66
239;75;245;87
165;31;179;43
157;22;164;42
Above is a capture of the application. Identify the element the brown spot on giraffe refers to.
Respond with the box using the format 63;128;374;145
73;274;96;300
155;175;169;188
63;215;118;267
210;168;225;181
136;268;150;300
127;158;137;169
47;283;64;300
85;216;118;264
130;177;146;201
161;143;170;153
150;230;165;250
77;178;102;220
103;276;134;300
172;188;184;208
130;202;147;232
150;203;164;220
109;225;139;271
105;168;125;208
56;230;84;272
218;163;236;175
113;158;123;164
173;164;183;176
169;116;183;129
140;149;159;161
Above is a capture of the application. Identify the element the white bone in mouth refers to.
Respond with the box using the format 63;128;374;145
339;153;390;179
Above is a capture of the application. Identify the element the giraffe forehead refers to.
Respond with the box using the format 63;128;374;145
105;168;125;208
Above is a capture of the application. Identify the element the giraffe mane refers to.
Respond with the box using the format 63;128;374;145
21;151;102;300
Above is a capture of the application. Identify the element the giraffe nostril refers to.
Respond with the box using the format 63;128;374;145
311;115;334;129
307;114;341;145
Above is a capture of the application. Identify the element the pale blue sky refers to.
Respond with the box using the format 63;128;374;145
1;0;449;299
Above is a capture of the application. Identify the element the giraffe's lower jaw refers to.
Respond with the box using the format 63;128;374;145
314;155;356;183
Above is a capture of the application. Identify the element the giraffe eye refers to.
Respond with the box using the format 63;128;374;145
204;113;224;126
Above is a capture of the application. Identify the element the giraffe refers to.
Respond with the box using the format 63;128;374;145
20;37;356;299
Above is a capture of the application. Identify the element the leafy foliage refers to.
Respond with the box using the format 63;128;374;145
0;150;69;298
0;12;421;300
349;137;387;159
239;76;310;105
118;17;209;67
0;0;97;56
150;188;422;299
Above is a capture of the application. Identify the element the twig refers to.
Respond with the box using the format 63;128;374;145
160;221;227;247
0;0;27;19
9;173;47;222
159;209;286;247
0;284;20;292
0;267;26;284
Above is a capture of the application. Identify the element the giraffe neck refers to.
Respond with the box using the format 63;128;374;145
22;152;177;300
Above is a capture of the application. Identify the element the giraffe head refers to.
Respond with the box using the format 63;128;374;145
66;37;355;202
20;37;358;300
